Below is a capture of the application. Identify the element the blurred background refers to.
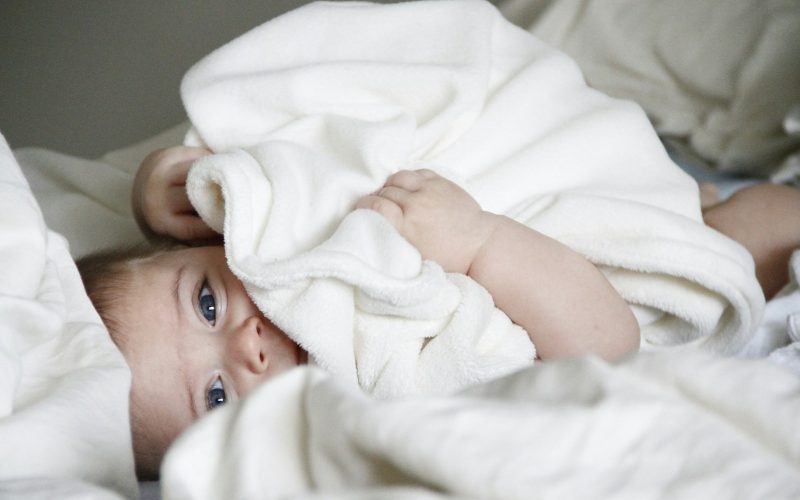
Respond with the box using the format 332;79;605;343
0;0;423;157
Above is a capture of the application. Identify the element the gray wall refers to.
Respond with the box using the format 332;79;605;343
0;1;354;156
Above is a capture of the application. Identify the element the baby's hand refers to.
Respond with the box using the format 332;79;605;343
356;170;500;274
132;146;219;243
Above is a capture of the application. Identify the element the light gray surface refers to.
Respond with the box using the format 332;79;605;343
0;1;335;156
0;0;504;158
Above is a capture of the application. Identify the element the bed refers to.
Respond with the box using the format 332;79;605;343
1;1;799;499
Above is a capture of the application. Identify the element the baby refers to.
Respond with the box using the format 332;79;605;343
79;146;800;478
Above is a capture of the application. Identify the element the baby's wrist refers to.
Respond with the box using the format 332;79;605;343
465;212;506;277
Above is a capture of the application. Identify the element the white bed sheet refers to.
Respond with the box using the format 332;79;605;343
10;123;190;500
0;132;137;499
13;123;190;260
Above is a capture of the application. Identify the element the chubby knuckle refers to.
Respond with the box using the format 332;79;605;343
142;187;165;212
370;196;394;214
430;178;457;196
388;169;426;191
391;169;416;183
405;191;430;208
357;195;381;211
416;168;439;179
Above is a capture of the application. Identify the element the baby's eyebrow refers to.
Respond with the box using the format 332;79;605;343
172;263;199;419
173;264;188;322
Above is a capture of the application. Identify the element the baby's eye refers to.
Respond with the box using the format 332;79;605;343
198;280;216;326
206;377;226;411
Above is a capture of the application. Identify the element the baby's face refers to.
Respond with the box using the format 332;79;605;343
115;246;305;469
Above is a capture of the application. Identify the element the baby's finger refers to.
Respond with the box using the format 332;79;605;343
166;146;213;184
375;186;411;206
356;195;404;230
166;185;194;214
167;160;194;185
168;145;214;162
414;168;439;180
385;170;424;191
169;215;219;242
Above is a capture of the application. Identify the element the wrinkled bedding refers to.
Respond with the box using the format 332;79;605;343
0;133;137;498
13;123;189;260
1;1;798;499
160;3;799;498
162;351;800;500
499;0;800;177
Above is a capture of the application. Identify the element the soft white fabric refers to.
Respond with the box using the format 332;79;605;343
740;250;800;376
14;122;189;259
771;106;800;188
182;0;764;398
0;478;125;500
161;351;800;500
499;0;800;176
0;133;137;498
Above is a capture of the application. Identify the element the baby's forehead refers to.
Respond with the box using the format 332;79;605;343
125;246;227;297
119;257;194;418
130;247;194;277
138;246;228;283
119;257;174;294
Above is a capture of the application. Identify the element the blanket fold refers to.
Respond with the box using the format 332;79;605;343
0;133;137;499
162;353;800;499
182;0;763;397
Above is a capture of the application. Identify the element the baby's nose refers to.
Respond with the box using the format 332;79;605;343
229;316;269;374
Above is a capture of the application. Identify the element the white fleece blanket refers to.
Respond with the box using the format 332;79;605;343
182;0;764;398
161;351;800;500
0;133;137;499
740;250;800;376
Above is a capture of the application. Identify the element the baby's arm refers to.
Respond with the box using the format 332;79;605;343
357;169;640;361
132;146;219;243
